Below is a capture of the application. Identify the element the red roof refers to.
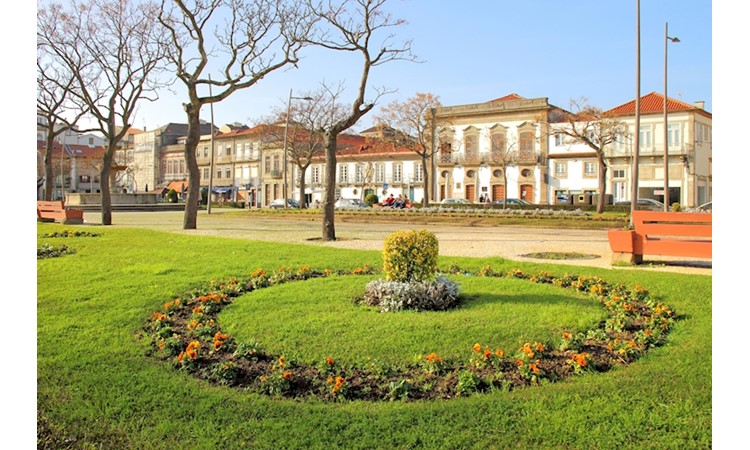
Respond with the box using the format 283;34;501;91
488;93;525;103
605;92;708;116
66;144;106;159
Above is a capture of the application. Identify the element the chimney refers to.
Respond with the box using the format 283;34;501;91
694;101;705;110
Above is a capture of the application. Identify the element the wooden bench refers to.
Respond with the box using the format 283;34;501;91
608;210;711;264
37;200;84;225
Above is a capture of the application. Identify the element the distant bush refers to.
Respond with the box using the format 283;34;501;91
365;193;380;207
167;189;178;203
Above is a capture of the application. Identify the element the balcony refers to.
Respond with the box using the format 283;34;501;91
269;170;283;179
604;143;694;159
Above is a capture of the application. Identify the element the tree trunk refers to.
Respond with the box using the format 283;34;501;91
182;101;202;230
322;131;337;241
596;155;608;214
99;145;114;225
297;165;308;209
421;152;429;206
44;135;55;201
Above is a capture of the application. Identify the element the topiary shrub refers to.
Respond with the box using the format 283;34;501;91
167;189;178;203
365;193;380;207
382;229;439;282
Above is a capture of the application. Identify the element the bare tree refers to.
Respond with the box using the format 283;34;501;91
158;0;315;229
268;87;348;208
305;0;417;241
547;97;629;214
375;92;441;206
38;0;168;225
36;52;90;201
486;132;518;208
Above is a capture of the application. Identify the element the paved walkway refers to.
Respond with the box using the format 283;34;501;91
83;209;712;276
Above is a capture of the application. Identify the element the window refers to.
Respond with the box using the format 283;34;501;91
584;162;596;176
203;168;209;179
519;131;534;160
355;165;364;183
555;133;565;146
203;147;208;157
393;164;402;182
216;169;222;179
226;145;232;156
243;143;250;159
639;125;652;148
415;163;423;182
555;162;567;176
667;123;680;147
612;169;625;179
225;168;231;179
79;175;91;183
311;166;320;184
375;164;385;183
491;132;506;154
464;134;477;155
265;156;271;172
339;165;348;183
273;155;280;172
179;160;184;175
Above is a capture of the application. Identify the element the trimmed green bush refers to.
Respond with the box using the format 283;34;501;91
382;229;439;282
365;193;380;207
167;188;178;203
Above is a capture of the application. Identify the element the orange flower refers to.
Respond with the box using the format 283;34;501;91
535;342;545;353
529;363;540;374
515;359;523;367
278;356;286;365
327;377;334;384
214;332;228;342
213;340;223;350
326;357;335;365
562;332;571;340
426;352;443;363
483;348;492;360
494;349;505;358
178;351;185;363
473;343;481;353
260;376;268;383
283;371;292;380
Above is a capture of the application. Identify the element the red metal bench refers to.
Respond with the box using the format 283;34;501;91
37;200;84;225
608;210;711;264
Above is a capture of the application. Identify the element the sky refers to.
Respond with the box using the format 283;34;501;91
119;0;713;132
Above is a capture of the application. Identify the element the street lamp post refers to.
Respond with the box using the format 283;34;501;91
663;22;680;211
282;89;313;208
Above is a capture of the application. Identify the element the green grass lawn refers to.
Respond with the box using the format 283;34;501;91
36;222;712;449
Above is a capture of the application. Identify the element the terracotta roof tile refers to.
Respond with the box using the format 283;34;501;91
605;91;704;116
488;93;525;103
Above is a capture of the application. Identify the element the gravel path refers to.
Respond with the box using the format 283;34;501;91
86;210;711;276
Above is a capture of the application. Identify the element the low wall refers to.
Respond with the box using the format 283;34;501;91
66;193;160;206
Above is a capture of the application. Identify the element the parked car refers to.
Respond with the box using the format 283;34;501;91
440;198;471;205
269;198;300;209
614;198;664;211
686;201;712;213
334;198;369;209
491;198;532;206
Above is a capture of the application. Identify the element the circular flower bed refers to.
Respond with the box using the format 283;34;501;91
144;264;676;402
